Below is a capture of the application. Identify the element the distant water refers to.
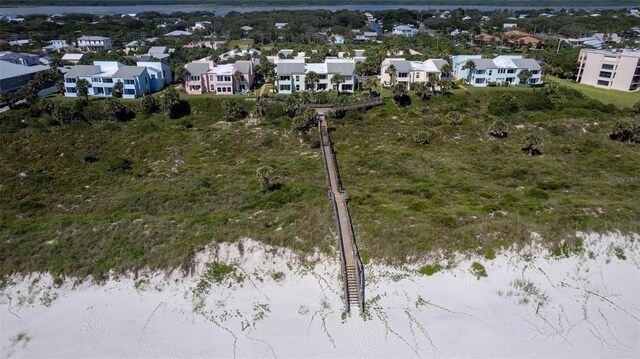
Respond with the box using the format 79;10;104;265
0;4;632;17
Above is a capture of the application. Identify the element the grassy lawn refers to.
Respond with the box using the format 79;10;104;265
1;86;639;277
547;76;639;109
227;39;255;49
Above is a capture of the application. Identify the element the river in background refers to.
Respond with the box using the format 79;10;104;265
0;4;632;17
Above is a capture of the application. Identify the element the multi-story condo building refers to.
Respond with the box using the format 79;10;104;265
182;60;254;95
63;61;171;99
76;36;113;52
450;55;542;86
576;49;640;92
392;25;419;37
0;61;51;92
275;58;356;94
380;58;449;89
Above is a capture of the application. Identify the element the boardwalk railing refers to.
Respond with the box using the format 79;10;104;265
318;114;365;313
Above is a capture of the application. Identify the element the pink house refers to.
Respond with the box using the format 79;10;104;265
182;60;254;95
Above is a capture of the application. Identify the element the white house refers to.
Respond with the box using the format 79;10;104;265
164;30;193;37
275;23;288;29
450;55;543;86
63;61;171;99
392;25;419;37
42;40;72;52
275;58;356;94
503;23;517;30
380;58;449;89
77;36;113;52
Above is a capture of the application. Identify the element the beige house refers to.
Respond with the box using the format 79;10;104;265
576;49;640;92
380;58;449;89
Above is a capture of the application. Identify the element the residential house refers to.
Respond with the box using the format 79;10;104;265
380;58;449;89
576;49;640;92
275;58;356;94
275;23;288;29
0;52;41;66
164;30;193;37
77;36;113;52
332;35;345;44
450;55;543;86
218;48;261;61
125;41;142;53
0;61;50;93
182;60;254;95
63;61;171;99
392;25;419;37
503;23;517;30
473;33;501;46
61;53;86;65
504;30;540;48
241;25;253;32
42;40;72;53
8;39;31;46
189;21;211;31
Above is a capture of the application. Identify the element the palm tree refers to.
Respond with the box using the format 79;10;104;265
518;69;532;85
283;95;299;117
392;83;408;103
305;71;319;93
256;166;274;192
175;66;188;84
413;82;430;100
489;120;508;138
523;133;542;156
362;77;379;97
440;79;452;93
254;98;267;116
385;64;397;86
426;74;440;93
112;81;124;98
462;60;476;83
440;62;452;79
76;78;91;101
331;74;345;93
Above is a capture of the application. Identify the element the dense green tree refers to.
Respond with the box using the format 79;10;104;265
112;81;124;98
160;87;180;116
76;79;91;101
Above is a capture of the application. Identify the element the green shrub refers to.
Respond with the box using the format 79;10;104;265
470;262;487;279
414;131;430;145
418;264;442;276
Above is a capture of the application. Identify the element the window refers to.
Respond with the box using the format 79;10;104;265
597;80;609;86
65;78;76;83
150;75;156;79
487;70;492;75
507;69;516;74
531;70;540;75
295;75;300;81
66;87;76;93
318;75;327;80
190;85;201;91
344;75;352;81
476;70;486;75
415;72;420;79
530;78;538;84
279;75;290;81
342;84;353;91
498;69;506;74
475;78;486;84
317;84;327;90
599;71;612;78
398;72;408;78
124;89;135;95
295;85;300;91
103;78;113;83
280;85;291;91
92;77;101;82
124;79;135;85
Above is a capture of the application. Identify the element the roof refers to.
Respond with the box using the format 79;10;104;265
125;40;140;47
148;46;168;54
504;30;533;38
512;58;541;70
78;35;110;41
430;59;448;71
276;60;306;75
165;30;193;36
0;61;50;80
62;53;85;60
473;59;497;70
64;65;100;78
387;59;412;73
518;36;540;44
185;62;211;76
112;66;147;78
234;61;252;73
326;60;354;75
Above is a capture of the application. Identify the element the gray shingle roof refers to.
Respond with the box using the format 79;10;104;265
0;61;50;80
185;62;210;76
78;35;110;41
388;60;412;73
277;61;306;75
64;65;100;78
234;61;252;73
112;66;146;78
326;61;355;75
473;59;497;70
431;59;448;71
512;58;541;71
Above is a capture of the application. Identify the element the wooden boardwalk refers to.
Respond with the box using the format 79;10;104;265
317;113;365;312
